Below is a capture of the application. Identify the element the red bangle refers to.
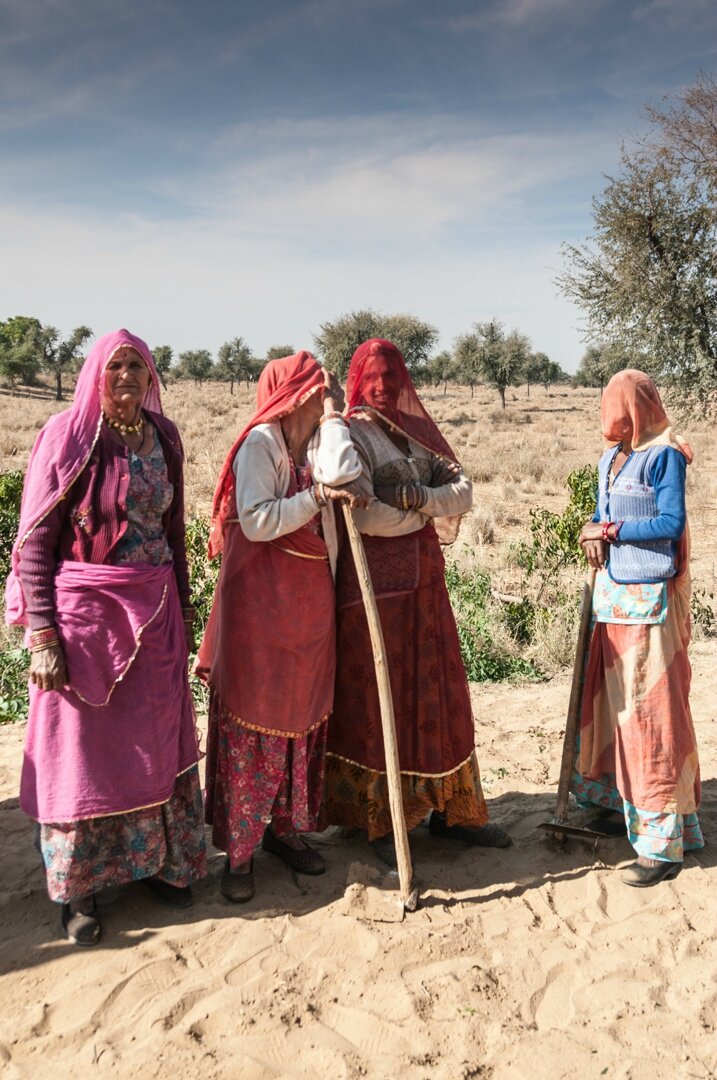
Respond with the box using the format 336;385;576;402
602;522;615;543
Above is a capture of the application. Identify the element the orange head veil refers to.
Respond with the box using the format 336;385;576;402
601;369;693;463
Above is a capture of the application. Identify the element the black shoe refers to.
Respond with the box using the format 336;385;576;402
585;813;628;837
61;896;101;946
262;828;325;875
429;812;512;848
145;877;193;908
220;857;255;903
621;859;682;888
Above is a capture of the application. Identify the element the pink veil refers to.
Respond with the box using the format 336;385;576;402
6;328;163;624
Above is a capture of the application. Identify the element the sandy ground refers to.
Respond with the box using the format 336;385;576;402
1;639;716;1080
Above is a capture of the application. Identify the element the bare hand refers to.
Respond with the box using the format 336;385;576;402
579;522;607;569
431;459;462;487
29;644;68;692
322;481;369;510
322;369;346;414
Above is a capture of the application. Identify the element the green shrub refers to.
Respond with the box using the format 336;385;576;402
0;469;23;582
514;465;597;592
444;560;541;682
0;634;29;723
185;515;221;713
185;515;221;633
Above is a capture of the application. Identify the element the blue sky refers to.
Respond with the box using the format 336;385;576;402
1;0;716;371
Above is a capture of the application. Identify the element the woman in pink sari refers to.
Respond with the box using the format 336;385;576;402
6;329;206;945
198;352;362;903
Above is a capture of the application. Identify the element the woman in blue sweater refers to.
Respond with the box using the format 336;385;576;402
573;369;703;887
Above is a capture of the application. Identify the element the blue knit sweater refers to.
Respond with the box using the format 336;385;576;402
593;444;686;583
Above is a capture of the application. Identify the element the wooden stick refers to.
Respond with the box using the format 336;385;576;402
341;503;415;908
549;566;597;841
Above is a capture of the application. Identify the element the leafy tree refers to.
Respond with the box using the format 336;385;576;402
0;316;43;390
422;350;456;394
531;352;567;393
314;309;438;381
37;325;93;401
177;349;214;386
152;345;173;390
454;320;529;407
216;337;254;395
573;343;631;392
522;353;545;398
265;345;296;361
559;73;717;410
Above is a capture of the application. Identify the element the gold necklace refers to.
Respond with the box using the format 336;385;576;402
104;413;144;436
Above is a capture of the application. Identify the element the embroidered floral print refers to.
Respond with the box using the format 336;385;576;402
39;766;207;902
115;434;173;565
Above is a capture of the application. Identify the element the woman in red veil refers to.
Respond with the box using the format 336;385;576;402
198;353;363;902
320;339;511;863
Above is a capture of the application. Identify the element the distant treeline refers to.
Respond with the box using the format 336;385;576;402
1;309;627;411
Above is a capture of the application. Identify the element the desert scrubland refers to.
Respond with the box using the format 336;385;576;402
0;381;716;1079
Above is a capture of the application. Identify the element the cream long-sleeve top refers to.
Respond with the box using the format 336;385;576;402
232;417;362;576
347;413;472;536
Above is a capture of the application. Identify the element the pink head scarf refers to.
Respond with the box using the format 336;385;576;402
6;329;162;623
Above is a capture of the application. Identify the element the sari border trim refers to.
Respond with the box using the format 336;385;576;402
348;406;459;466
219;704;331;740
69;583;169;707
16;414;103;553
31;760;201;824
325;749;475;779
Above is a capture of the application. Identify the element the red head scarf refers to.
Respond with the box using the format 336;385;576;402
346;339;458;463
601;369;693;462
208;351;324;557
347;339;464;543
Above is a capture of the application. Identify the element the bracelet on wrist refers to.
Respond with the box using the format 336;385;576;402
319;411;346;426
314;483;327;508
29;627;60;651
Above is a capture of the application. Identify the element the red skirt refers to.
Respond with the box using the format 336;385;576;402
321;525;487;839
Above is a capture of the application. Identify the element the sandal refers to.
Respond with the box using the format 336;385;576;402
61;895;102;947
429;812;512;848
261;828;325;875
220;857;255;903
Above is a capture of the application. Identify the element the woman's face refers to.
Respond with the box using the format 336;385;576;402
360;355;401;411
299;386;324;426
102;346;151;413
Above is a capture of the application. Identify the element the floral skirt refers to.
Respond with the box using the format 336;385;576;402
320;751;488;841
572;767;704;863
205;693;328;868
39;766;207;903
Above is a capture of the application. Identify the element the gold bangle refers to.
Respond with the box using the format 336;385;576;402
30;641;60;653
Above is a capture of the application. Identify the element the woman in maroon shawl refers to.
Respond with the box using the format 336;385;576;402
320;339;511;865
6;329;206;946
198;352;362;903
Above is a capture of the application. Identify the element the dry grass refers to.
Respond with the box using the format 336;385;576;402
2;378;716;651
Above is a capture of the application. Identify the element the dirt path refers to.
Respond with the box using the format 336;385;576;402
1;640;715;1079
